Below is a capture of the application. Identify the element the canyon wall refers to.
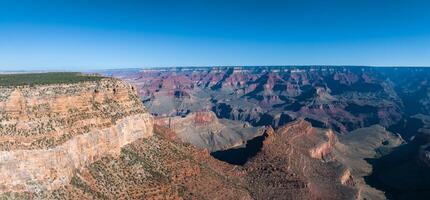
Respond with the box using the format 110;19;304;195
0;78;153;193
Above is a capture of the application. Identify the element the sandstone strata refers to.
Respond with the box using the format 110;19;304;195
1;127;252;200
0;78;153;193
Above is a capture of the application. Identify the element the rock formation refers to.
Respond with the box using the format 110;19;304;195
0;78;153;194
154;111;265;151
241;119;357;200
240;120;403;200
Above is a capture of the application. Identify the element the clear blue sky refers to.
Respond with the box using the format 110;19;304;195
0;0;429;70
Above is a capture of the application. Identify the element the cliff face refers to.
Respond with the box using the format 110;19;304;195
21;129;252;200
0;78;153;193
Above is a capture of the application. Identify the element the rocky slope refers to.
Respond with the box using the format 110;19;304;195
209;119;403;200
3;126;252;200
240;119;355;200
154;111;265;152
365;114;430;200
0;77;153;194
335;125;404;200
235;119;404;200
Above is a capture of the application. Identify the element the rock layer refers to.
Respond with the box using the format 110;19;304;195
0;113;152;193
0;78;146;150
0;78;153;194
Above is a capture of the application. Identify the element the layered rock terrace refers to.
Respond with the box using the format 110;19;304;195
0;78;153;193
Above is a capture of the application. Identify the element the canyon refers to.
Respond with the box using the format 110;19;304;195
102;66;430;200
1;66;430;200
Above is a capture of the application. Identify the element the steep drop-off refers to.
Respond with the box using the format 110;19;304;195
0;78;153;193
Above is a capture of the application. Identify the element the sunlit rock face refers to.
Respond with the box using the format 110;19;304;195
0;78;153;193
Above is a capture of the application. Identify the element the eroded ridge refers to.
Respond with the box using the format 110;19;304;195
243;119;357;200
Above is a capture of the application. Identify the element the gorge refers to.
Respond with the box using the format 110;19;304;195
1;66;430;200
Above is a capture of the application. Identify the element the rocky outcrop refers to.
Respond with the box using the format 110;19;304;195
238;119;404;200
0;78;148;150
242;119;357;200
340;169;355;187
0;113;152;193
0;78;153;193
155;111;265;152
309;130;336;161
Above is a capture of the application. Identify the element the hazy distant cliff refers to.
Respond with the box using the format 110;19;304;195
0;76;153;193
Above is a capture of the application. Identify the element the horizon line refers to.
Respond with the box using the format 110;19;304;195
1;64;430;73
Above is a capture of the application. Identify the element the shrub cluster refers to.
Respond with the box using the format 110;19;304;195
0;72;103;86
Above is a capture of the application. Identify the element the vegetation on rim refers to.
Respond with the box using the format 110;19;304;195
0;72;103;86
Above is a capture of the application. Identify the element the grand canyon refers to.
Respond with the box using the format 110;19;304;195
2;1;429;199
1;66;428;200
101;66;430;200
